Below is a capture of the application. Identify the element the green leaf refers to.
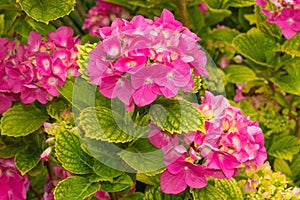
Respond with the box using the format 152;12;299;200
0;136;27;158
46;98;70;120
79;106;144;143
268;136;300;161
144;186;192;200
190;184;227;200
76;43;97;82
224;0;255;8
54;176;101;200
207;28;240;43
279;33;300;57
273;158;293;179
274;91;289;108
188;6;205;35
224;64;257;84
101;173;133;192
214;179;243;200
119;139;165;173
233;28;277;67
0;0;12;5
255;5;282;40
136;173;160;186
149;98;204;134
26;18;56;36
17;0;76;24
92;159;123;182
55;130;94;174
270;75;300;95
0;14;4;35
13;17;32;38
15;147;41;175
291;154;300;177
0;104;48;137
124;192;144;200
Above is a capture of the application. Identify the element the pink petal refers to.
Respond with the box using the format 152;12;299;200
160;170;186;194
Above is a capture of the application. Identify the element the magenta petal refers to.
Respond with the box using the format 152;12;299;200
185;168;208;189
160;170;187;194
132;84;158;106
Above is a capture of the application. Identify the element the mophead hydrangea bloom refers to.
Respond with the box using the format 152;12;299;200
0;158;30;200
82;0;130;36
87;9;208;108
148;91;267;194
256;0;300;39
0;26;79;114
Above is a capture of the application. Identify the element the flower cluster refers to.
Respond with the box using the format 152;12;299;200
148;91;267;194
0;158;30;199
0;26;79;114
82;0;130;36
238;162;300;199
87;9;208;108
256;0;300;39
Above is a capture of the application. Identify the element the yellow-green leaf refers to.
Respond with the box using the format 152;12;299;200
268;136;300;161
101;174;133;192
15;147;41;175
149;98;205;134
55;130;94;174
54;176;101;200
17;0;76;24
214;179;243;200
233;28;277;67
224;64;257;84
79;106;145;143
0;104;48;137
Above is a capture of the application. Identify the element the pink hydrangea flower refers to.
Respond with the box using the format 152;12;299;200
82;0;130;36
0;158;30;200
0;26;80;112
274;7;300;39
257;0;300;39
87;9;208;108
160;156;208;194
149;91;267;194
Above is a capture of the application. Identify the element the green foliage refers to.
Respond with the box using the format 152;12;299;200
79;106;141;143
119;139;165;173
54;176;101;200
76;43;98;82
279;33;300;57
190;184;227;200
224;64;257;84
144;186;192;200
268;136;300;161
214;179;243;200
0;104;48;137
15;147;41;175
233;28;277;67
55;129;94;174
149;98;205;134
101;173;133;192
17;0;76;24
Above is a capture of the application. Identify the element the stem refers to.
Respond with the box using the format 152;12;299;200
45;161;58;186
296;111;300;138
178;0;189;27
30;185;42;199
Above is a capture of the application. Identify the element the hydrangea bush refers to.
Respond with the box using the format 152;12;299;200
0;0;300;199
